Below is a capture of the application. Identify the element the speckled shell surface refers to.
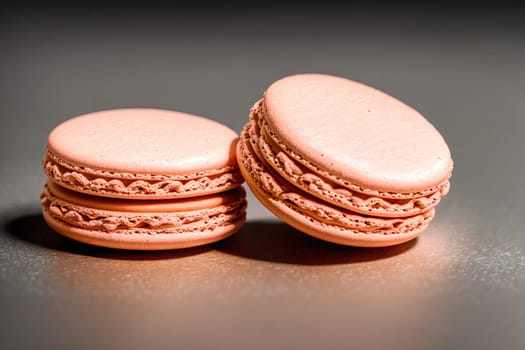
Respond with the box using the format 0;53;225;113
263;74;452;194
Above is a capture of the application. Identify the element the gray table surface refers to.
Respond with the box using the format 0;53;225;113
1;7;524;350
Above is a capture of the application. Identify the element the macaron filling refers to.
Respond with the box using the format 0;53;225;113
41;182;247;234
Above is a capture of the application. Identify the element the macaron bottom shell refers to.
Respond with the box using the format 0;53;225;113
41;182;247;250
243;178;426;248
42;209;245;250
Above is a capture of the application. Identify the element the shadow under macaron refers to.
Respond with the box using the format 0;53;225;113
3;211;212;260
4;211;417;264
215;220;417;265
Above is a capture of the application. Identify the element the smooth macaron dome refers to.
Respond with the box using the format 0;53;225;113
41;108;247;250
44;108;244;199
237;73;453;247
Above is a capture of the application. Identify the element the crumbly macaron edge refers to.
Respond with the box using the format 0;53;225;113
237;127;434;237
41;183;247;234
44;150;245;199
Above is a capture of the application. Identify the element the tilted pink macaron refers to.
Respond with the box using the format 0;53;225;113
237;73;453;247
41;108;246;250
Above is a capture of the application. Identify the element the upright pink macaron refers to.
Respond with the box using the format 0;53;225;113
41;108;246;250
237;73;453;247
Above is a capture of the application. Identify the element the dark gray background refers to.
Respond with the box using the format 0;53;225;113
1;4;524;350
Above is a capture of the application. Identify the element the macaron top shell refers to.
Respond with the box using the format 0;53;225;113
263;73;453;193
48;108;238;177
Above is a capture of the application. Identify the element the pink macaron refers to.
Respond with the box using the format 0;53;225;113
41;108;247;250
237;73;453;247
